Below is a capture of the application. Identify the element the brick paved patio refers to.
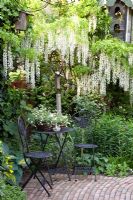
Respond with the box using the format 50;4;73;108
24;174;133;200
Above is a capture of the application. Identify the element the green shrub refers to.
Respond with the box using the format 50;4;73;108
76;153;109;174
105;157;130;177
73;94;106;118
1;184;26;200
0;140;24;184
0;141;15;183
93;114;133;161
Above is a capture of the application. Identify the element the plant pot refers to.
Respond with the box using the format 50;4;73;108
11;80;28;89
36;124;53;132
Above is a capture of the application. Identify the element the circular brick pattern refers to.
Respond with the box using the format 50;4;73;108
25;175;133;200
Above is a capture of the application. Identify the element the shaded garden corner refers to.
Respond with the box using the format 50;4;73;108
2;0;133;199
25;174;133;200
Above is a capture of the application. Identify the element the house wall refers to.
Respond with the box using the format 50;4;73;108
125;8;132;42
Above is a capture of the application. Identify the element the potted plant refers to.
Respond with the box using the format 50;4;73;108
9;69;27;89
27;105;70;131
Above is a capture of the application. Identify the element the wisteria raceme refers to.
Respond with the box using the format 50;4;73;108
92;16;97;31
44;45;48;63
69;31;76;66
88;18;93;32
82;44;89;65
100;76;106;96
119;70;129;92
22;37;31;49
105;63;111;84
72;15;80;26
124;71;130;91
104;56;111;84
30;62;35;88
65;48;70;64
76;78;81;96
78;53;133;100
82;75;88;94
35;59;40;79
88;16;97;32
87;76;91;93
25;58;30;83
7;44;13;70
39;35;45;53
3;44;8;78
3;44;13;77
99;53;105;80
77;46;82;63
92;72;99;90
21;36;43;85
56;31;68;60
48;31;55;51
130;79;133;105
128;53;133;65
69;49;74;66
34;40;40;53
112;61;121;84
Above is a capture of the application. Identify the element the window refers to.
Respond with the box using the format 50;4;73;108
114;24;120;32
114;7;122;16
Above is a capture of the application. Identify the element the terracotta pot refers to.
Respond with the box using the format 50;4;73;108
36;124;53;132
11;80;28;89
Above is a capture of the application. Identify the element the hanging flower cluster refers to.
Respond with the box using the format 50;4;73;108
3;43;13;78
2;36;44;88
20;36;44;88
44;15;97;66
78;52;133;101
22;35;44;88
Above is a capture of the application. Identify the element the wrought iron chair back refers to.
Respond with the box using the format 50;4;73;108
74;116;88;128
73;110;92;128
18;116;29;153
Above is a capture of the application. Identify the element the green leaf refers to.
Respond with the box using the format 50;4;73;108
3;121;18;136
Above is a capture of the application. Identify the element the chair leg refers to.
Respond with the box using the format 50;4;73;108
94;168;97;182
21;172;33;189
31;159;53;189
34;173;51;197
45;160;53;185
92;148;97;182
37;168;53;189
73;166;77;181
27;161;52;196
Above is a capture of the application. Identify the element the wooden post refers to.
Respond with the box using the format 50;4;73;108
55;71;62;113
125;7;130;42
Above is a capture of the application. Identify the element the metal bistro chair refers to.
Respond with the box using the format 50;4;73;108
18;116;53;197
73;110;98;181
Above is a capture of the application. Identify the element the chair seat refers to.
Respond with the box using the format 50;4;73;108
75;143;98;149
25;151;52;159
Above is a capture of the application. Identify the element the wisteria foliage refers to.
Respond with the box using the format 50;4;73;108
2;0;133;101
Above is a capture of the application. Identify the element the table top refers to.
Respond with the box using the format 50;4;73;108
34;127;74;135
